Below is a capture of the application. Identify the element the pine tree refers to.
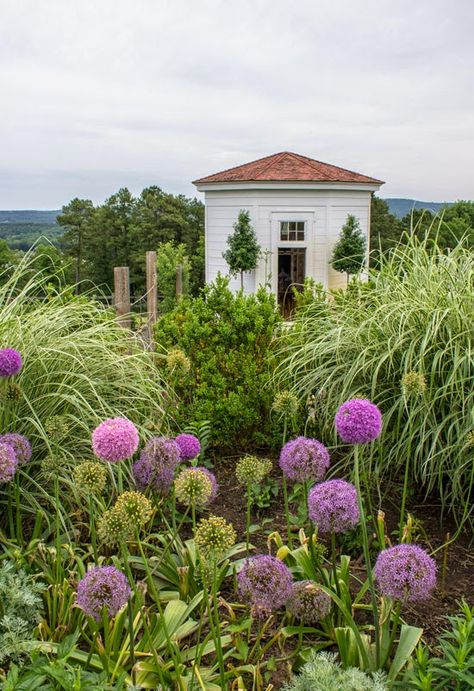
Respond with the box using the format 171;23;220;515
331;214;366;282
222;210;261;290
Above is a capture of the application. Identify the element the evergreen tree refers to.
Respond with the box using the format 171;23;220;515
223;210;261;290
57;198;94;290
331;214;366;282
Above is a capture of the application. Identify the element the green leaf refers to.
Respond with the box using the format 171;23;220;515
388;625;423;680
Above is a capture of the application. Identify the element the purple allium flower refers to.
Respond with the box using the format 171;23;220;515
92;418;139;463
0;433;32;465
0;442;17;483
76;566;131;620
279;436;330;483
133;436;180;494
0;349;22;377
335;399;382;444
308;479;360;534
237;555;293;618
175;433;201;461
287;580;332;624
374;544;437;602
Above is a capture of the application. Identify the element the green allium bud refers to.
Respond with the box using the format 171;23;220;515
115;490;153;528
98;506;132;545
194;515;236;558
3;382;22;402
272;390;299;417
401;371;427;397
44;415;70;442
40;454;65;481
466;430;474;449
166;348;191;375
74;461;107;495
175;468;213;508
235;455;272;486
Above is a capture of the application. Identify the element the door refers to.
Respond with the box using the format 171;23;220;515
277;247;306;316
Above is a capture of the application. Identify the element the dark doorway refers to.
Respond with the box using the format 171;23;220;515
277;248;306;317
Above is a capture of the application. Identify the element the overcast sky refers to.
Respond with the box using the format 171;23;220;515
1;0;473;208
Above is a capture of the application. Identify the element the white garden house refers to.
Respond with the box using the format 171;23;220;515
193;151;383;306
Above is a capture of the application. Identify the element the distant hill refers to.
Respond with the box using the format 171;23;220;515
384;198;451;219
0;210;61;250
0;209;60;224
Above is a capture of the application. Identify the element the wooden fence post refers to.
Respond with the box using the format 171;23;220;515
146;251;157;347
176;263;183;300
114;266;131;329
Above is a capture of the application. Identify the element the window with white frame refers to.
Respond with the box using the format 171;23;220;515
280;221;305;241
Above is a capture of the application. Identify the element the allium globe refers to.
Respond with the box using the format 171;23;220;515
0;442;17;483
374;544;437;602
237;555;293;618
287;580;332;624
279;437;330;483
335;399;382;444
175;433;201;461
235;455;272;486
74;461;108;495
115;490;153;528
98;506;131;545
0;433;32;465
76;566;131;620
133;436;180;494
0;349;22;377
308;479;360;534
194;515;236;558
92;418;139;463
175;467;217;507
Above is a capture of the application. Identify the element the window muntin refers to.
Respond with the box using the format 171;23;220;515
280;221;305;242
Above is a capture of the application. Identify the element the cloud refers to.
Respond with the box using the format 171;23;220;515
1;0;473;206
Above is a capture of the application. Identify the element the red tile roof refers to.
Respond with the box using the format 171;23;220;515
193;151;383;185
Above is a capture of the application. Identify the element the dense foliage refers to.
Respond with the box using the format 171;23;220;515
277;236;474;523
57;186;204;295
222;209;261;289
154;275;281;449
331;214;366;279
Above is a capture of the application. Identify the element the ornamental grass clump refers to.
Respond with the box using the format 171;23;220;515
287;580;331;625
175;433;201;461
279;436;330;483
308;479;359;534
238;554;293;618
175;467;217;511
74;461;108;495
92;418;139;463
374;544;437;602
276;237;474;522
0;434;32;465
133;436;180;494
0;349;22;377
76;566;131;620
0;443;17;483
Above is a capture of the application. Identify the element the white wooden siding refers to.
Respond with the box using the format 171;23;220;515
204;188;372;293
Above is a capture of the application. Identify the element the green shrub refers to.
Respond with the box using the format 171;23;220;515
276;237;474;522
154;275;281;449
283;651;387;691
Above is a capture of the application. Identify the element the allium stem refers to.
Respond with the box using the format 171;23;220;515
15;473;23;545
88;494;98;563
399;432;412;537
282;476;292;547
330;531;341;599
353;445;380;668
246;482;251;554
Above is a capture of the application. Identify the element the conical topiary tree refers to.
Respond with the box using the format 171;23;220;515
331;214;366;283
223;210;261;290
